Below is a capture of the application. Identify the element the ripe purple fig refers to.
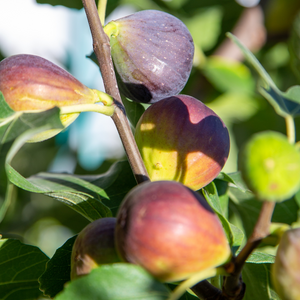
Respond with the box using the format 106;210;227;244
134;95;230;191
71;217;121;280
0;54;113;142
104;10;194;103
272;228;300;300
115;181;231;282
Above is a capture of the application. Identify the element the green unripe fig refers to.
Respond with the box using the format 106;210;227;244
105;10;194;103
70;217;120;280
272;228;300;300
239;131;300;201
115;181;231;282
0;54;110;142
134;95;230;191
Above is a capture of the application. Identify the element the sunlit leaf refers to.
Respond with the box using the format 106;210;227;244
186;7;223;51
0;239;49;300
203;57;255;93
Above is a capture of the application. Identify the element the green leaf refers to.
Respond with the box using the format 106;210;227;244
0;92;14;118
122;95;147;128
8;160;136;221
203;57;255;93
186;7;223;51
0;239;49;300
242;262;279;300
202;182;244;247
246;252;275;264
0;106;63;145
55;263;171;300
260;85;300;117
217;171;250;193
230;196;298;238
227;33;300;118
39;236;76;298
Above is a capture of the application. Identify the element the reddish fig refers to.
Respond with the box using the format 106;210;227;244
71;217;120;280
115;181;231;282
134;95;230;191
0;54;113;142
104;10;194;103
272;228;300;300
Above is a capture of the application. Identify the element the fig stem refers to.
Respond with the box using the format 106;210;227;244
0;183;15;223
285;115;295;144
91;89;114;106
60;103;115;116
222;201;275;298
168;268;220;300
97;0;107;25
81;0;150;184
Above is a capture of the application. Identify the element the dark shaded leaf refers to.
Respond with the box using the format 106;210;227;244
242;262;279;300
0;239;49;300
39;236;76;298
122;95;147;128
0;106;63;145
202;182;244;247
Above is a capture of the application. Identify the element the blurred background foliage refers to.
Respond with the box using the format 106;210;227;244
1;0;300;259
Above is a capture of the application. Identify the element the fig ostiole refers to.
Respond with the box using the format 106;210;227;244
70;217;121;280
134;95;230;191
104;10;194;104
0;54;115;142
115;181;231;283
272;228;300;300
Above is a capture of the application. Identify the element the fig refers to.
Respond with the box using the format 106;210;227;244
0;54;113;142
239;131;300;201
115;181;231;282
70;217;121;280
134;95;230;191
272;228;300;300
104;10;194;103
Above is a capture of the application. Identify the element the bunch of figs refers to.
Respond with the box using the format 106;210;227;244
71;181;231;282
0;8;234;291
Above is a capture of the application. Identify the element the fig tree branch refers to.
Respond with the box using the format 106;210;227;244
81;0;150;184
222;201;275;299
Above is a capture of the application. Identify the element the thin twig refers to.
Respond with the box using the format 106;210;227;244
81;0;149;184
222;201;275;298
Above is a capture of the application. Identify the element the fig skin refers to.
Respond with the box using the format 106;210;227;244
70;217;121;280
239;131;300;202
115;181;231;282
134;95;230;191
272;228;300;300
106;10;194;103
0;54;98;111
